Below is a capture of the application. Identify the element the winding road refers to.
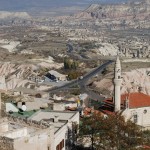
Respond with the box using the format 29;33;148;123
45;60;114;94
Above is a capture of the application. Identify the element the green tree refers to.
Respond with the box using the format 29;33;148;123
64;58;70;69
78;113;144;150
71;61;79;70
67;71;81;80
64;58;79;70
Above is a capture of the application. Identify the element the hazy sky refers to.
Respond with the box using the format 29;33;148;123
0;0;128;11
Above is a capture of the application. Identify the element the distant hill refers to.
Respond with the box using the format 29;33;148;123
0;0;128;12
0;11;31;20
74;0;150;21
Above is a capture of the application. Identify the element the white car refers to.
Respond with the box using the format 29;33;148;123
79;76;83;80
38;80;44;83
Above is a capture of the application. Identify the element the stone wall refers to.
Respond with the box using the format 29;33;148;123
0;136;14;150
0;114;54;150
3;114;50;129
0;122;9;133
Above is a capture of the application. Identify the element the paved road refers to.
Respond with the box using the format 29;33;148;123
44;60;113;93
85;87;106;102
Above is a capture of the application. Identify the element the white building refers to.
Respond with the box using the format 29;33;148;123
0;88;79;150
0;116;55;150
29;110;79;150
45;70;67;82
121;93;150;129
101;56;150;129
0;110;79;150
0;76;6;90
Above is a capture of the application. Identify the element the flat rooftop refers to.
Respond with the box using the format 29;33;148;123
8;110;78;133
0;121;38;139
29;110;77;122
12;110;38;118
29;110;78;132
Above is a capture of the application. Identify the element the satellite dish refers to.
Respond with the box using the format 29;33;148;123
22;105;27;111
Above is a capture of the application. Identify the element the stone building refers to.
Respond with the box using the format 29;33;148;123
0;116;54;150
0;110;79;150
0;76;6;90
28;110;79;150
45;70;67;82
0;89;79;150
100;56;150;129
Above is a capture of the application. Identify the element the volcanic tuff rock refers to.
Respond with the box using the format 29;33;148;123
0;11;31;20
0;59;62;90
75;0;150;20
93;68;150;96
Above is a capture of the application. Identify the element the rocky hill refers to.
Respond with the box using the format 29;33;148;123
93;67;150;96
75;0;149;20
73;0;150;28
0;58;62;90
0;11;31;20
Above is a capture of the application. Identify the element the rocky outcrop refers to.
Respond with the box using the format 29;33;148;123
0;59;62;90
93;68;150;96
0;11;31;20
75;0;150;21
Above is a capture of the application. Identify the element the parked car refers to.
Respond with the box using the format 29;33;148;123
79;76;83;80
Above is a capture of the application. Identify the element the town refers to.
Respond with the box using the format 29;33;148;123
0;0;150;150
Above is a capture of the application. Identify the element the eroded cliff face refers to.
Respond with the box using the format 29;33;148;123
93;68;150;96
0;60;62;90
76;0;150;20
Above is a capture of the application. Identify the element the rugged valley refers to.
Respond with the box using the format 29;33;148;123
0;0;149;96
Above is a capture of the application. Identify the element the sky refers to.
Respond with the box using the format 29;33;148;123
0;0;128;12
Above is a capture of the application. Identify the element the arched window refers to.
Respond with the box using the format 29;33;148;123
133;114;138;123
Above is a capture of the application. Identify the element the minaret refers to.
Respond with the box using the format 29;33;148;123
114;56;122;112
0;92;1;117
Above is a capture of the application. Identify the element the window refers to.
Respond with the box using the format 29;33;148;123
143;109;147;114
133;114;138;123
22;102;26;105
56;145;59;150
60;141;63;149
56;139;64;150
61;139;64;148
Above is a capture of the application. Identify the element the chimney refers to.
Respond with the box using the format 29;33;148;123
54;115;59;123
125;96;129;109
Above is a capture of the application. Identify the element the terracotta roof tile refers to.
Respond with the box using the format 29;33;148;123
121;93;150;108
83;107;105;116
102;93;150;112
143;145;150;149
102;110;115;115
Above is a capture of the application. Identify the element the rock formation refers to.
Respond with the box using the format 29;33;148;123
93;68;150;96
75;0;150;21
0;11;31;20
